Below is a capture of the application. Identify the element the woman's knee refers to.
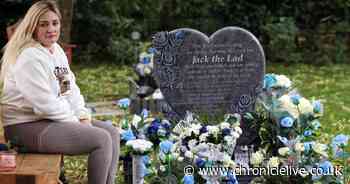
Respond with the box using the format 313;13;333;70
92;128;113;150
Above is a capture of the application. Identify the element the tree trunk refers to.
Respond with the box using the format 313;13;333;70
58;0;74;44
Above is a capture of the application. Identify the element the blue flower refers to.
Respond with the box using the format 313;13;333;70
195;158;206;168
263;74;277;89
160;140;173;154
183;175;194;184
175;31;185;40
200;126;208;133
290;94;301;105
141;57;150;64
332;134;349;146
304;130;313;137
319;161;333;175
304;141;315;153
0;144;8;151
142;155;150;165
313;100;323;114
280;117;294;128
121;130;136;141
141;109;149;119
148;47;157;54
222;128;231;136
227;171;238;184
117;98;130;109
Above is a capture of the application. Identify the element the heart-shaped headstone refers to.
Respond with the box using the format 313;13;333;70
152;27;265;119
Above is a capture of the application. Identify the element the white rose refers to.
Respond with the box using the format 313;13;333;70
232;132;240;139
298;98;314;115
185;151;193;159
188;139;198;150
207;126;220;135
250;151;264;166
220;122;231;129
278;147;290;156
313;143;328;157
294;143;305;152
178;157;184;162
267;157;280;168
132;115;142;128
199;133;209;142
276;75;292;88
234;127;243;135
278;95;299;118
160;165;166;172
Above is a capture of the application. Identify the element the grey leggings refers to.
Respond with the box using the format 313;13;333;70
4;119;120;184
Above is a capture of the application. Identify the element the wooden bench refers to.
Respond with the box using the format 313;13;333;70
0;136;62;184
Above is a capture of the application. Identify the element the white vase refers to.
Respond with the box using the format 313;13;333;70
132;155;144;184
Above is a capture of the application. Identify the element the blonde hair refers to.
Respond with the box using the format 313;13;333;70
0;0;61;83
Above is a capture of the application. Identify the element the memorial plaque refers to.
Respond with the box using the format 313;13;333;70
152;27;265;119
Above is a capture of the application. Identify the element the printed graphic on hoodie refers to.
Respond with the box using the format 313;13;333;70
54;66;71;96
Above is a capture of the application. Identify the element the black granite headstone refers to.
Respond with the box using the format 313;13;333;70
152;27;265;119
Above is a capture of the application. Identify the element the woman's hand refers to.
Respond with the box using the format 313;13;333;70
80;119;92;126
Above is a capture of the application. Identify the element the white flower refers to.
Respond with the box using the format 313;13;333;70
188;139;198;149
234;127;243;135
178;157;184;162
132;115;142;128
185;151;193;159
276;75;292;88
278;147;290;156
160;165;166;172
207;126;220;135
313;143;328;157
224;136;234;144
220;122;231;129
172;152;180;159
231;131;240;139
267;157;280;168
298;98;314;115
223;154;236;168
152;89;164;99
278;95;299;118
294;143;305;152
126;139;153;153
250;151;264;166
199;133;209;142
191;124;202;135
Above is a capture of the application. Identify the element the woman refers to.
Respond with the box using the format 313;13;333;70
0;1;120;184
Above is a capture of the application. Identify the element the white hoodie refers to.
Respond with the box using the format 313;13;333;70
1;43;90;126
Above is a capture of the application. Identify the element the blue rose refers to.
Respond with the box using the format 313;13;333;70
121;129;136;141
222;128;231;136
175;31;185;40
195;158;206;168
227;171;238;184
280;117;294;128
142;155;150;165
319;161;333;175
183;175;194;184
332;134;349;146
304;130;313;137
313;100;323;114
141;57;150;64
263;74;277;89
290;94;301;105
160;140;173;154
304;141;315;153
141;109;149;119
117;98;130;109
200;126;208;133
148;47;157;54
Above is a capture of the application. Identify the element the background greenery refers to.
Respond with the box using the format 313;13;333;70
1;0;350;65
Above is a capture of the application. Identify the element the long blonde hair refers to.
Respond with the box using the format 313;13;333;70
0;0;61;83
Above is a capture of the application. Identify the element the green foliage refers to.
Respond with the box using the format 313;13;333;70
263;17;302;63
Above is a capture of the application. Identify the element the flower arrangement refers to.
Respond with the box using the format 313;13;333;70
249;74;350;184
170;112;242;183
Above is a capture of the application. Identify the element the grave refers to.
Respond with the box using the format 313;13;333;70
152;26;265;183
